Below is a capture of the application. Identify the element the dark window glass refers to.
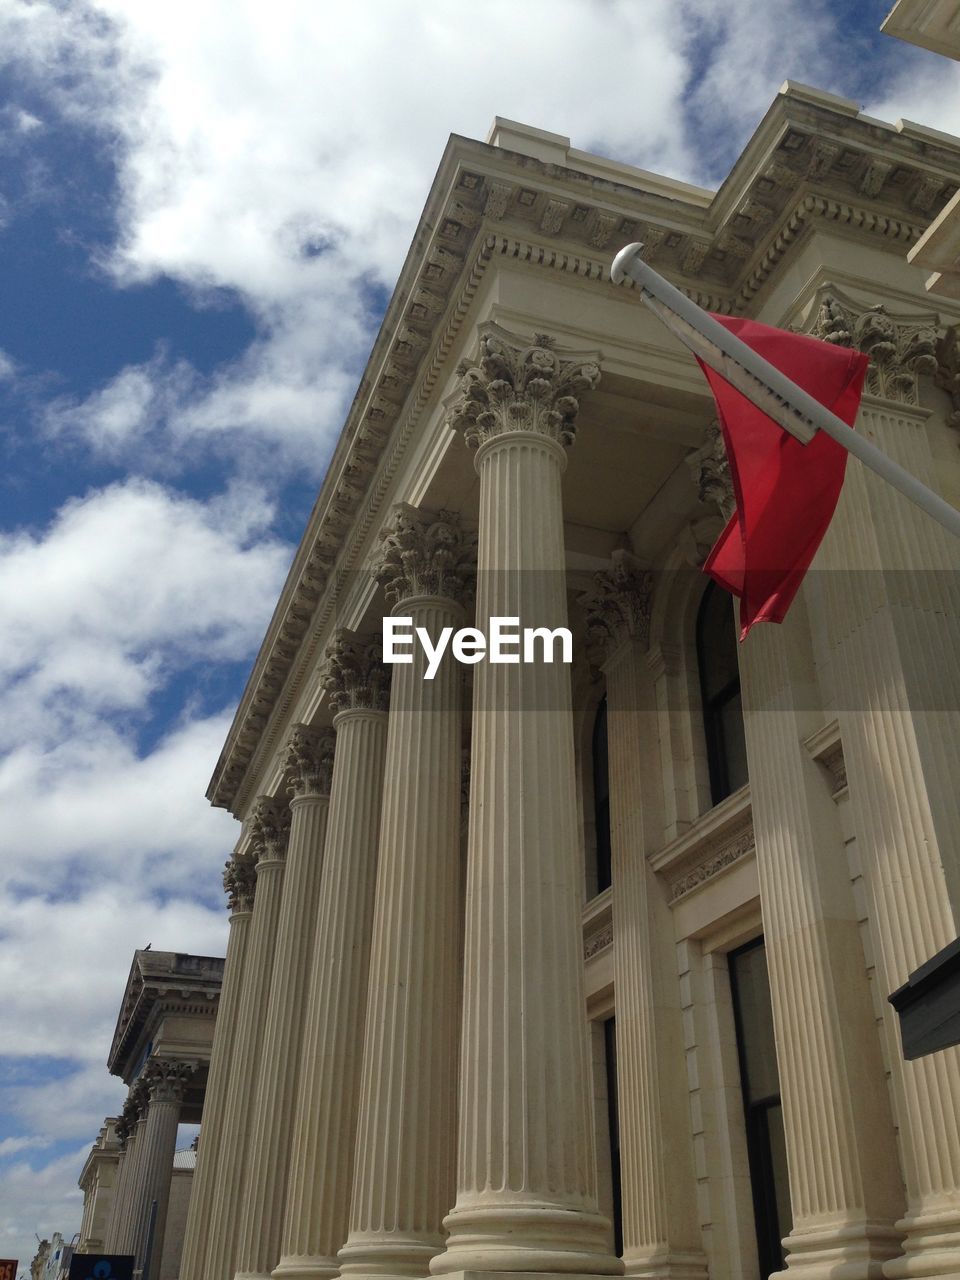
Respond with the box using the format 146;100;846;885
593;695;612;892
603;1016;623;1257
697;581;748;804
729;939;792;1279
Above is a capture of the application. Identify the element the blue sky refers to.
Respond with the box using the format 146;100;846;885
0;0;956;1271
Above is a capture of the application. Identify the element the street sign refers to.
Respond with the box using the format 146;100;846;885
67;1256;134;1280
0;1260;16;1280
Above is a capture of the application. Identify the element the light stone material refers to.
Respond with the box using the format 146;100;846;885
202;798;291;1280
106;1088;145;1254
131;1059;198;1280
179;852;257;1280
274;634;390;1280
430;327;620;1278
339;507;473;1280
234;727;337;1280
738;615;904;1280
810;398;960;1280
582;562;707;1280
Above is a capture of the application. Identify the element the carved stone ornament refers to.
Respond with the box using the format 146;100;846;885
669;820;756;901
446;323;601;450
808;285;939;406
222;850;257;912
580;550;655;660
686;419;735;521
142;1057;198;1105
285;724;337;798
320;630;391;713
935;326;960;430
248;796;292;864
372;504;477;609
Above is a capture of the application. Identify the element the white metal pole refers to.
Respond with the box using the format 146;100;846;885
610;242;960;541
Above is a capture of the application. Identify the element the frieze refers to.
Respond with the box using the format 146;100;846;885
669;820;755;901
583;922;614;960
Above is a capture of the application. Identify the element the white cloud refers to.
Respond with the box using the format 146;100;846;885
0;1145;87;1273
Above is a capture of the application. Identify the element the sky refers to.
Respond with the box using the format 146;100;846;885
0;0;957;1271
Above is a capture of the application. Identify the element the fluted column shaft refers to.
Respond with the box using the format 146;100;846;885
339;591;465;1280
739;612;903;1280
132;1064;193;1280
113;1113;147;1256
235;728;336;1280
810;401;960;1279
180;880;255;1280
105;1120;138;1254
204;800;290;1280
432;423;617;1273
603;634;706;1280
275;684;389;1279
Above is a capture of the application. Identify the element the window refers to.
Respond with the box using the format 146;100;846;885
603;1016;623;1256
593;696;612;892
696;581;748;804
728;939;792;1279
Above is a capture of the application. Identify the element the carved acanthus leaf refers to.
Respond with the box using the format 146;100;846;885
320;630;390;713
142;1058;198;1105
808;286;939;406
222;851;257;912
686;419;735;521
372;504;476;608
935;326;960;430
285;724;337;798
446;324;601;450
248;796;291;864
580;550;655;659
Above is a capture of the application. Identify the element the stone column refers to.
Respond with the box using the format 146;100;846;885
234;726;337;1280
274;633;390;1280
338;506;474;1280
111;1083;149;1257
130;1059;198;1279
430;325;620;1278
104;1088;142;1253
581;555;707;1280
179;849;258;1280
738;611;903;1280
202;798;291;1280
807;294;960;1278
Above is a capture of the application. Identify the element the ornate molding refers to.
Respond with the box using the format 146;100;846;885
320;631;390;713
935;326;960;429
580;550;655;658
808;284;939;405
248;796;292;864
142;1058;198;1105
669;819;755;901
446;324;601;450
222;851;257;912
285;723;336;798
686;419;735;521
372;504;476;609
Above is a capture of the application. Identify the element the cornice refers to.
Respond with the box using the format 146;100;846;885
209;88;960;815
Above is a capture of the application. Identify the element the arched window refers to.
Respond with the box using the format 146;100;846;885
696;581;748;804
592;695;612;892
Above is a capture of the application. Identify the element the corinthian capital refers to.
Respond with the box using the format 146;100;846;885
446;323;601;449
143;1058;198;1105
222;851;257;912
248;796;291;864
580;551;655;659
285;724;336;798
686;420;734;521
808;285;938;406
372;504;476;608
320;630;390;713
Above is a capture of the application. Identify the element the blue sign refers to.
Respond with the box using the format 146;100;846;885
67;1257;134;1280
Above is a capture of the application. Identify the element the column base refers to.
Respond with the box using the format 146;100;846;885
429;1205;622;1277
338;1232;442;1278
237;1271;276;1280
272;1257;340;1280
770;1221;902;1280
882;1207;960;1278
621;1249;707;1280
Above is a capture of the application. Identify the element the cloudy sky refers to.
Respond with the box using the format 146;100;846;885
0;0;957;1270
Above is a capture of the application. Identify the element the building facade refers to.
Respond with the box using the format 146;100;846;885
177;82;960;1280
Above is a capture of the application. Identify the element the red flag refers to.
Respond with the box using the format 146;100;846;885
699;317;869;639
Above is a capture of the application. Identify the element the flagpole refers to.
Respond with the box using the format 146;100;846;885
611;242;960;542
